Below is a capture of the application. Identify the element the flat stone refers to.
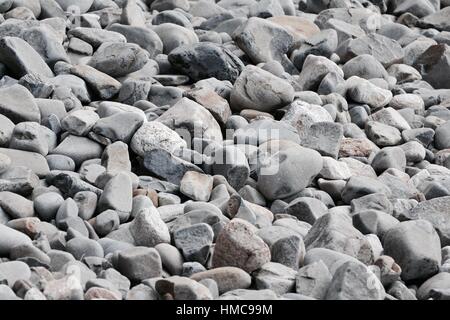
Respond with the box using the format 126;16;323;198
384;220;442;281
0;84;41;124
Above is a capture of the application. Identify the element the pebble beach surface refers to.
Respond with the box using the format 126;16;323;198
0;0;450;301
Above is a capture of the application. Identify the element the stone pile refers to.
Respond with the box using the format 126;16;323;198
0;0;450;300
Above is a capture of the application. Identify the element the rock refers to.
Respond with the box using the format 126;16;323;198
143;148;203;185
98;172;132;221
107;24;163;58
130;122;186;158
117;247;162;282
0;148;49;177
61;110;99;136
51;135;103;167
0;36;54;78
365;121;402;147
68;27;126;49
190;267;251;294
347;77;393;109
69;64;122;100
0;84;41;124
353;210;399;239
384;220;442;281
300;122;343;158
325;260;385;300
94;210;120;237
88;42;149;78
168;42;244;82
66;237;104;260
155;276;213;300
0;191;34;219
296;261;332;299
230;65;294;113
256;140;323;200
43;275;84;300
371;147;407;174
157;97;222;142
414;44;450;89
403;196;450;245
296;55;343;91
173;223;214;265
55;0;94;13
212;218;271;273
180;171;213;202
337;33;404;67
152;23;199;54
421;7;450;32
128;207;171;247
435;121;450;150
304;213;374;264
417;272;450;300
234;17;294;68
285;197;328;225
0;261;31;286
254;262;297;295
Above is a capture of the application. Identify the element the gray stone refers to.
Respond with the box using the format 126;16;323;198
384;220;442;281
0;84;41;124
230;65;294;113
0;261;31;287
234;17;294;67
34;192;64;221
152;23;198;54
157;97;223;143
256;140;323;201
107;23;163;58
337;33;404;67
325;260;385;300
129;207;171;247
61;110;99;136
143;148;203;185
169;42;244;82
98;172;132;221
69;64;122;100
180;171;213;202
0;36;54;78
371;147;407;174
155;276;213;300
403;196;450;246
117;247;162;282
174;223;214;265
300;122;343;158
304;212;374;264
296;260;332;299
190;267;251;294
66;237;104;260
254;262;297;295
130;121;186;158
88;42;149;78
51;135;103;167
285;197;328;225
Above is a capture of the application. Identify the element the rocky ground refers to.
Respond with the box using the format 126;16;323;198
0;0;450;301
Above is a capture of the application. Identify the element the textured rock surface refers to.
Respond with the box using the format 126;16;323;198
0;0;448;302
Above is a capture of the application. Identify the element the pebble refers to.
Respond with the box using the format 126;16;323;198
384;220;442;281
0;0;448;301
212;218;271;273
116;247;162;282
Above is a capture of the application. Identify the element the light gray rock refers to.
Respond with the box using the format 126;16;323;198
256;140;323;201
0;36;54;78
384;220;442;281
0;84;41;124
230;65;294;113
